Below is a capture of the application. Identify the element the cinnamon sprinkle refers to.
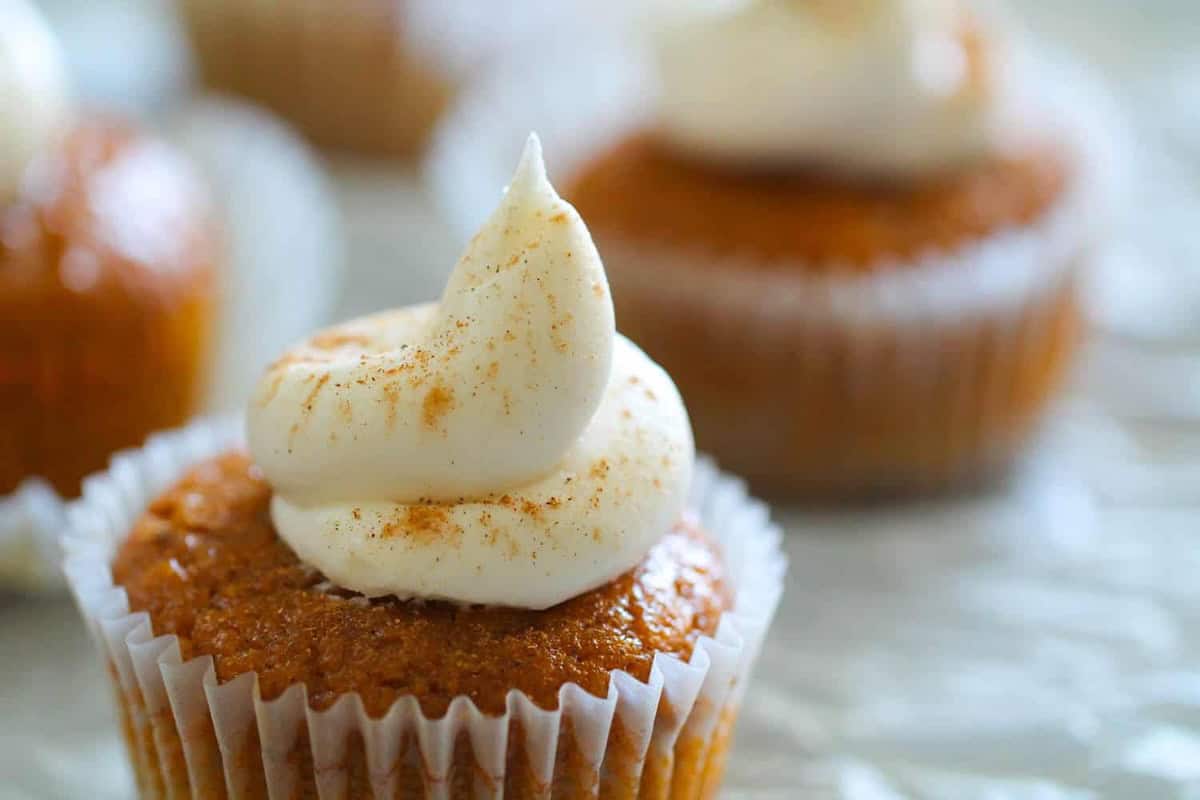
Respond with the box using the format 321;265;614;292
421;384;456;431
379;505;462;545
302;373;330;414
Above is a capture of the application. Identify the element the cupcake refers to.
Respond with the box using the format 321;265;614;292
176;0;569;159
0;0;216;502
562;0;1110;498
64;136;784;798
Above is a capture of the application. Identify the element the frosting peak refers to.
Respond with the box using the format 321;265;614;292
248;135;694;609
250;136;613;505
0;0;72;200
656;0;1013;177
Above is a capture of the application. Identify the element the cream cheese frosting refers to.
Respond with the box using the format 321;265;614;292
247;135;694;609
655;0;1016;177
0;0;72;200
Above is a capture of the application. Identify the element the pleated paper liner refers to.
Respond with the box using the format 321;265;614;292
0;480;69;590
176;0;582;159
63;417;786;798
589;208;1091;499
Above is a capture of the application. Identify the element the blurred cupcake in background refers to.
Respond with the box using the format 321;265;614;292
0;0;216;522
176;0;573;160
175;0;585;320
560;0;1115;498
0;1;342;591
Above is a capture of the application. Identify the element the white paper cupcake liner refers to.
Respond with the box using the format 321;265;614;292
590;230;1087;494
176;0;604;161
62;417;785;799
176;0;580;84
0;479;70;591
181;0;646;85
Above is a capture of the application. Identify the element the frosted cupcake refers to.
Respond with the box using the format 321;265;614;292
565;0;1111;498
65;136;784;798
0;0;216;586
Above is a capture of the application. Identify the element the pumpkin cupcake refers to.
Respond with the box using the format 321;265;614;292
559;0;1112;497
0;0;216;586
176;0;570;159
64;136;784;799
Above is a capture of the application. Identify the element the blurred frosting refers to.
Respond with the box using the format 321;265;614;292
656;0;1017;177
0;0;72;200
248;135;694;609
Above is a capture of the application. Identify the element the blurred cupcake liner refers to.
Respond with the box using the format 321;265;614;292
0;100;339;592
0;480;69;591
591;241;1087;497
62;417;785;798
175;0;585;158
429;42;1124;497
175;2;648;319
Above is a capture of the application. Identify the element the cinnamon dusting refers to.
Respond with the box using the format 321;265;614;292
380;504;461;544
421;384;456;431
302;373;331;413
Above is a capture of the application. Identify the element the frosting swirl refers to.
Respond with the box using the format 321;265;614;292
248;135;694;609
656;0;1014;177
0;0;72;200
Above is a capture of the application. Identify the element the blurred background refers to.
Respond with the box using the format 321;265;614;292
3;0;1200;797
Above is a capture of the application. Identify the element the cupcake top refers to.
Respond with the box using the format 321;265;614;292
0;0;73;201
656;0;1019;177
111;452;729;716
248;135;694;610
